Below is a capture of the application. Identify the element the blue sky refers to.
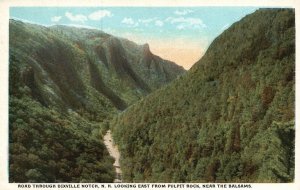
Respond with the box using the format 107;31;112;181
10;7;258;69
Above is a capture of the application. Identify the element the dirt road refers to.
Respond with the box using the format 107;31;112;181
103;130;122;182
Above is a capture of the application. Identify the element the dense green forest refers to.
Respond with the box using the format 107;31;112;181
111;9;295;182
9;20;184;182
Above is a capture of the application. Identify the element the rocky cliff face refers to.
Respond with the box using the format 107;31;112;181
9;20;184;182
10;20;185;115
111;9;295;183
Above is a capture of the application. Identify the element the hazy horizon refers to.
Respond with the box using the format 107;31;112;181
10;7;258;69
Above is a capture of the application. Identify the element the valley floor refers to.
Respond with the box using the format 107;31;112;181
103;130;122;182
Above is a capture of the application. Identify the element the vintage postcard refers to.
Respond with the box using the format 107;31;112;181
0;0;299;190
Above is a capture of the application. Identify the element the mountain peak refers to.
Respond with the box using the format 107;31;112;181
142;43;152;56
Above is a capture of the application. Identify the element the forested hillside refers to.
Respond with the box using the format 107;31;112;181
9;20;184;182
111;9;295;182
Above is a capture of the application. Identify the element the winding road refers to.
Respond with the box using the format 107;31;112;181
103;130;122;182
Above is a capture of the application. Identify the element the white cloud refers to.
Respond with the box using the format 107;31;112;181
65;11;87;23
121;17;138;27
176;24;185;30
138;18;155;24
88;10;112;20
51;16;62;22
121;17;164;28
63;24;99;30
166;16;206;30
121;17;134;25
174;9;194;16
155;20;164;27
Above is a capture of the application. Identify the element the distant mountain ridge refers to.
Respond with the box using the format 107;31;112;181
51;24;185;96
10;19;185;114
111;9;295;182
